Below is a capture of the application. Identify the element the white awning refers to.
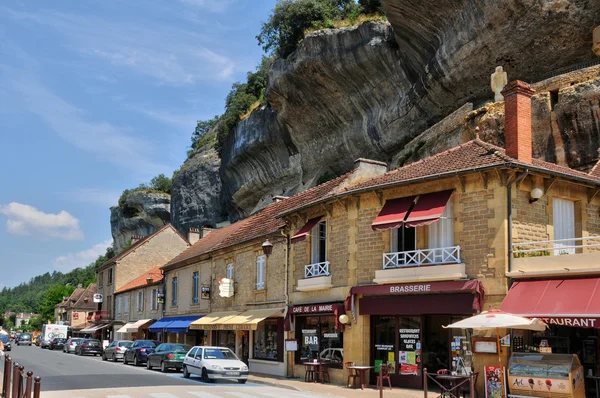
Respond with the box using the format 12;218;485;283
116;319;152;334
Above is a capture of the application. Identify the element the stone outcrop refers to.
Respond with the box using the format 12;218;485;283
171;145;223;234
219;5;600;219
110;191;170;252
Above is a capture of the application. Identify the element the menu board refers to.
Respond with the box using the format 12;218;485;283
399;327;421;375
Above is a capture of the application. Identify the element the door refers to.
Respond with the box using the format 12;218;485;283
239;331;249;365
553;198;575;255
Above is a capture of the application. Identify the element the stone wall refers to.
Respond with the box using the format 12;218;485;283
163;259;210;317
114;284;162;323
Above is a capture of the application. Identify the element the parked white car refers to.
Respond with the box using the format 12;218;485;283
182;346;248;383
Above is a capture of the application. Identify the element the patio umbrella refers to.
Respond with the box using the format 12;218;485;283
444;309;547;362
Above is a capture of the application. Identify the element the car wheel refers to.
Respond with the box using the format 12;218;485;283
102;353;107;361
201;367;211;383
112;353;117;362
146;360;152;370
49;346;53;350
133;356;139;367
160;361;167;373
183;366;190;379
238;379;247;384
123;355;128;365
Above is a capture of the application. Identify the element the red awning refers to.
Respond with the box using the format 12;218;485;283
371;196;416;231
405;190;453;227
291;217;322;244
500;278;600;328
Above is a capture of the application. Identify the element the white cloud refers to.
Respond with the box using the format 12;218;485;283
0;202;84;241
11;76;166;175
53;239;113;272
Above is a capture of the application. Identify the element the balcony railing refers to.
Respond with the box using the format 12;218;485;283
512;236;600;257
304;261;330;278
383;246;461;269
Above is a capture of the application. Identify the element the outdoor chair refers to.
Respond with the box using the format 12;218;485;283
345;361;358;388
377;363;393;390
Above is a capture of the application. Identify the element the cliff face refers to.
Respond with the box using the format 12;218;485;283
110;191;170;252
170;146;223;234
219;3;600;219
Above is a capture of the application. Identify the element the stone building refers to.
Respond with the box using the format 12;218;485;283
95;224;189;340
54;284;96;332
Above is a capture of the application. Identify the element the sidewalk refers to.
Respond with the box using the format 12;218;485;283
248;373;438;398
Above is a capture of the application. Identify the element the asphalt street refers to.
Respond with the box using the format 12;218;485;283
1;345;343;398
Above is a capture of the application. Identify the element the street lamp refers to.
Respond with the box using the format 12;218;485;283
262;239;273;257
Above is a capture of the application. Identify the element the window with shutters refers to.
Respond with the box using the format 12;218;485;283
227;263;234;280
116;296;122;315
428;198;454;249
151;288;158;311
553;198;575;255
256;255;265;290
124;294;129;314
172;277;178;306
136;291;144;312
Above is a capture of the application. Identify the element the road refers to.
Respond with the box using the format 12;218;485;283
1;345;342;398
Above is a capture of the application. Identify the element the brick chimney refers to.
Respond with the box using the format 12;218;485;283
131;234;144;244
201;226;213;238
188;227;201;245
272;195;289;203
501;80;536;164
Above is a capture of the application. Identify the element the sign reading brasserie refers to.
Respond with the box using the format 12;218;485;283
389;284;431;294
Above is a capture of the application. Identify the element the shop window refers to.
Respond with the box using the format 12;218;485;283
553;198;575;255
391;226;416;253
373;316;396;374
296;315;343;369
311;221;327;264
227;263;234;280
108;268;113;285
192;272;199;304
398;316;421;376
172;277;178;306
428;199;454;249
253;318;283;362
256;255;265;290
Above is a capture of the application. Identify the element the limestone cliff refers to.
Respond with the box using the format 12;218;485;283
110;191;170;252
171;145;223;234
219;2;600;219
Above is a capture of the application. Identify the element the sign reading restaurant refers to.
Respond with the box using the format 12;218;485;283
539;317;600;329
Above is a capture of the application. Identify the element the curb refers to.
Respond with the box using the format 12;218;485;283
248;377;302;392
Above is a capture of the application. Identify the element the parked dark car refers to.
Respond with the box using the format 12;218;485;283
74;339;103;356
49;337;67;350
102;340;132;362
0;335;11;351
123;340;159;366
17;333;32;346
146;343;191;372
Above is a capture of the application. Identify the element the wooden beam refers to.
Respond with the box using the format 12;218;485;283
588;188;600;203
456;176;466;193
334;198;348;212
544;177;558;195
321;203;333;217
375;191;383;206
479;172;488;189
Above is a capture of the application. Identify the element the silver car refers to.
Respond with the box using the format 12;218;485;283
102;340;132;362
63;338;83;354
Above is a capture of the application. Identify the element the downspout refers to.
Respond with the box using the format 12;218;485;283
282;229;291;377
506;169;529;284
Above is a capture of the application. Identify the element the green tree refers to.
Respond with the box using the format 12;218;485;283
149;174;172;194
28;316;42;331
358;0;382;14
40;284;75;322
191;116;219;152
9;313;16;326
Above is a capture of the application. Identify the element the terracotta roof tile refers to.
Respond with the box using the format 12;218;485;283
114;267;163;294
72;283;97;311
64;287;85;309
164;173;353;268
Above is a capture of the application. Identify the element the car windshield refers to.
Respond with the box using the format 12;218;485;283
72;338;82;343
137;341;156;347
204;348;238;360
171;344;192;352
20;334;31;339
119;342;133;347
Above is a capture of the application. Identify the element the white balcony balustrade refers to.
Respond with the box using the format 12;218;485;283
383;246;461;269
304;261;330;278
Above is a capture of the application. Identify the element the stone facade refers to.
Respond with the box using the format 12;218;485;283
114;283;162;324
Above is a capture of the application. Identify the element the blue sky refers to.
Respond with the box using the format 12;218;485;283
0;0;277;288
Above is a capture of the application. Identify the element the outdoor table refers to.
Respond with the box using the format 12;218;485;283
303;362;321;383
347;365;374;390
436;374;470;398
587;375;600;398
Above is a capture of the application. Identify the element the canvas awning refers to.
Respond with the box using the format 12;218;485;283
500;278;600;328
190;309;283;330
371;196;416;231
116;319;153;334
404;190;453;227
79;324;110;333
148;315;203;332
291;217;322;244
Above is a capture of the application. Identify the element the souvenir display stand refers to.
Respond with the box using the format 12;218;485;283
507;353;585;398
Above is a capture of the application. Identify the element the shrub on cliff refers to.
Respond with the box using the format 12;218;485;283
257;0;382;58
117;173;172;214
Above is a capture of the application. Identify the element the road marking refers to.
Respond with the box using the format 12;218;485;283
149;394;179;398
188;392;225;398
227;393;260;398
